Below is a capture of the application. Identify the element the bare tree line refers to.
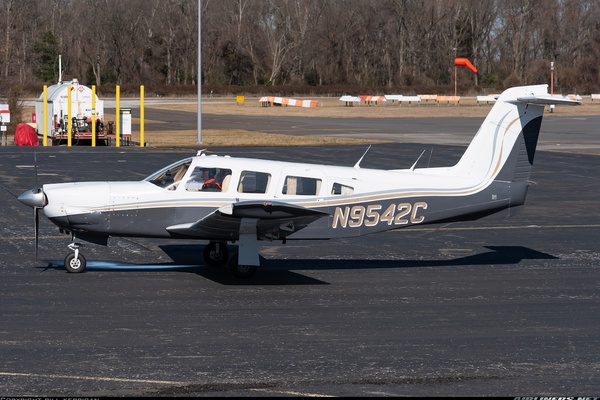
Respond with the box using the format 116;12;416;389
0;0;599;96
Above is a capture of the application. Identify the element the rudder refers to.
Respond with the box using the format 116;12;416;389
494;115;543;182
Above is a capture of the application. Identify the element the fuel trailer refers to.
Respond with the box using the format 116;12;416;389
34;79;105;144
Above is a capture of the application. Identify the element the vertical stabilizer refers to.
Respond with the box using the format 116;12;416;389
451;85;579;184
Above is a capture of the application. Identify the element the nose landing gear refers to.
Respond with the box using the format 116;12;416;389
64;242;86;273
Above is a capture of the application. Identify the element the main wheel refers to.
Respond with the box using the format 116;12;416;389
64;252;87;273
203;242;229;267
228;254;257;279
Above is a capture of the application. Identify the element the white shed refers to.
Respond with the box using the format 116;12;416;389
34;79;104;138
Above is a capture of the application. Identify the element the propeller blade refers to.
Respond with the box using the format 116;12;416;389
34;152;39;190
34;207;40;259
30;153;42;259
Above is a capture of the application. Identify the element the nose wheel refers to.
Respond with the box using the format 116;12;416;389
64;242;86;273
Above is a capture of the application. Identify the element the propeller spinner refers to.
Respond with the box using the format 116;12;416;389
18;188;47;208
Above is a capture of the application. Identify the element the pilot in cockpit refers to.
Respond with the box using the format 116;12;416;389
202;169;222;191
185;168;209;191
185;167;221;191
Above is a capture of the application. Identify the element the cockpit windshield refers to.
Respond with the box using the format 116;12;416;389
144;158;193;190
144;158;233;192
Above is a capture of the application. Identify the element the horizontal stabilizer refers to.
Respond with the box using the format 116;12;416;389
514;94;580;106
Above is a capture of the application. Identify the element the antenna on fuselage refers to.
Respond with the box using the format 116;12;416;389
353;145;371;169
410;149;427;171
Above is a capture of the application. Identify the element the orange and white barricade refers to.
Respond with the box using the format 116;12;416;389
359;95;386;105
259;96;317;108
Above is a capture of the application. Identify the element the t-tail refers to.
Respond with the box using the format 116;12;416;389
421;85;579;222
466;85;580;193
452;85;578;183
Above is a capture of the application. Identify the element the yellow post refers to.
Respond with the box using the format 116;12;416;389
43;85;48;146
140;85;144;147
91;85;96;147
67;86;72;147
115;85;120;147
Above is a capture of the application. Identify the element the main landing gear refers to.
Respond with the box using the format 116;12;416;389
227;254;257;279
203;241;229;267
64;242;86;273
203;240;258;279
204;219;261;279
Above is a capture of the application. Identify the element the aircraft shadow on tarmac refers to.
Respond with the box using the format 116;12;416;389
40;245;557;286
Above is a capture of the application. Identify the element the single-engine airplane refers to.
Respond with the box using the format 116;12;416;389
19;84;579;278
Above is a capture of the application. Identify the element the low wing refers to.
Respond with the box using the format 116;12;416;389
166;201;329;241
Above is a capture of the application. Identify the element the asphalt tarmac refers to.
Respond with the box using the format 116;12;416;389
1;123;599;396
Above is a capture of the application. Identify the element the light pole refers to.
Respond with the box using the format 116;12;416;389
550;61;555;113
197;0;202;143
550;61;554;95
453;48;457;96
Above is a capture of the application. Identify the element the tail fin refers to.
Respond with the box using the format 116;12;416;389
451;85;579;183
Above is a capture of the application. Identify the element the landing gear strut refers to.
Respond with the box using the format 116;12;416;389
203;241;229;267
202;219;261;279
229;218;260;279
64;242;86;273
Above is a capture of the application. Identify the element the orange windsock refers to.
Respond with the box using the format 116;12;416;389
455;58;478;74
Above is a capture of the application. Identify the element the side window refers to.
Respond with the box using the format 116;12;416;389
237;171;271;194
185;167;232;192
282;176;322;195
332;183;354;195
